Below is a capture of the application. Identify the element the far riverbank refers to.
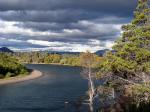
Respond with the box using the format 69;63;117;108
23;62;80;67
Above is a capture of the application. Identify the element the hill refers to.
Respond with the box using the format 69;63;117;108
0;47;13;53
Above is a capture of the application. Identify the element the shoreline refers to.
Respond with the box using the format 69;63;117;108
24;63;80;67
0;70;43;85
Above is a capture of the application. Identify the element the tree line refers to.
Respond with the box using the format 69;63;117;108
12;52;103;67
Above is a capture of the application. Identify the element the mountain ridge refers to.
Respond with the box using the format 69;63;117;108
0;47;14;53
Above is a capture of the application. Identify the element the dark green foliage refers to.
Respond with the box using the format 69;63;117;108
98;0;150;111
0;53;28;78
101;0;150;77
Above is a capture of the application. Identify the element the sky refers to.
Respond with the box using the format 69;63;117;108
0;0;137;52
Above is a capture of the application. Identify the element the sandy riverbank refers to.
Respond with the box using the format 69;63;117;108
0;70;42;85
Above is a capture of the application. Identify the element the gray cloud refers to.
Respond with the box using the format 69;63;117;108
0;0;136;16
0;10;98;23
0;0;139;52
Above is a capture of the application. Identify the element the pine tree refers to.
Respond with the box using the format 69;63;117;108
101;0;150;81
99;0;150;109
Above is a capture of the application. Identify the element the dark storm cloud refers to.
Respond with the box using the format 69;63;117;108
0;0;136;16
0;0;139;52
0;0;136;24
13;16;130;32
0;10;99;23
15;22;68;31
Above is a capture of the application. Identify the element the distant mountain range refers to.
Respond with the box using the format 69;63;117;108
47;49;112;56
47;51;80;55
0;47;14;53
0;47;113;56
95;49;110;56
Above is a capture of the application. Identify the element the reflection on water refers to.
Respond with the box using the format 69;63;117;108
0;64;88;112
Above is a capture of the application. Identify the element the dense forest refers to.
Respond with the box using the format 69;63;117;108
0;53;28;79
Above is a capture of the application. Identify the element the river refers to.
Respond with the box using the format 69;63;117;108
0;64;88;112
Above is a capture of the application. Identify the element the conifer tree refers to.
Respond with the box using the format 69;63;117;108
101;0;150;82
99;0;150;107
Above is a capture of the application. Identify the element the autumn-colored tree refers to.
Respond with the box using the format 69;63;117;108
80;51;97;112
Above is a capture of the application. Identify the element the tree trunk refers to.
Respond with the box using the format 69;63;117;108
112;88;115;99
88;65;95;112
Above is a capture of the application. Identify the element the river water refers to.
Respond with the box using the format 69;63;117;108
0;64;88;112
